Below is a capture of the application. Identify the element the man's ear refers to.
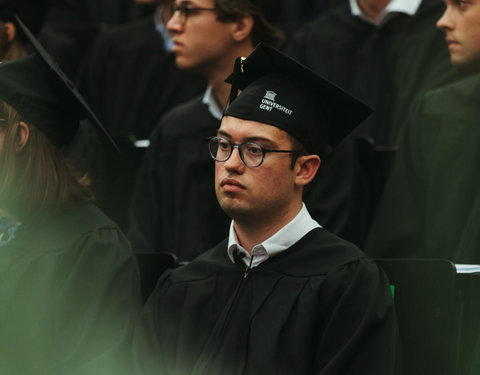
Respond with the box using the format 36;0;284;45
294;154;321;187
4;22;17;43
16;121;30;151
231;13;254;43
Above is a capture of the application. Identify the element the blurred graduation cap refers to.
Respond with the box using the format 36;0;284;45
224;42;372;157
0;16;116;150
0;0;48;38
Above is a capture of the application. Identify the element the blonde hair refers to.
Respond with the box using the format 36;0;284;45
0;100;94;218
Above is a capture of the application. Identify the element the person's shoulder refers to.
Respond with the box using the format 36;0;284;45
10;203;127;255
102;16;164;52
265;228;368;277
424;73;480;101
416;73;480;121
61;203;120;232
164;238;233;284
149;93;217;141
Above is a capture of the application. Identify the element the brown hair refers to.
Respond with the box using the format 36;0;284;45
214;0;285;48
0;21;28;61
0;101;94;219
286;132;308;169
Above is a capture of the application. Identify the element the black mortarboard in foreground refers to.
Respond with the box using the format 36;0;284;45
0;17;116;149
224;43;372;157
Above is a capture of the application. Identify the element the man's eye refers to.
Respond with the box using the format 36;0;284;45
182;6;197;15
218;141;230;150
246;145;263;155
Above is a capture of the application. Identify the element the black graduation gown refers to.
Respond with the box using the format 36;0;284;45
75;17;206;230
0;203;142;375
284;0;461;246
128;96;230;259
365;74;480;264
134;228;402;375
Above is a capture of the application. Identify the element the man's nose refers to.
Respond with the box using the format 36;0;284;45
224;147;245;172
167;10;184;33
436;7;453;31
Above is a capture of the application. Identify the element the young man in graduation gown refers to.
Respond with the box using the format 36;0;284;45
128;0;284;259
366;0;480;264
133;43;402;375
283;0;462;247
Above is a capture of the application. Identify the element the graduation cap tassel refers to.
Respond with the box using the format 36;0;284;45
227;57;244;105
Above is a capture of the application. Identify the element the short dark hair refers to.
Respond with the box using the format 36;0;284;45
214;0;285;48
286;133;308;170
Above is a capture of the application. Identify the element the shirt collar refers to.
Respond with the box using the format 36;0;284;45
202;86;223;120
154;6;174;52
349;0;422;27
227;203;321;267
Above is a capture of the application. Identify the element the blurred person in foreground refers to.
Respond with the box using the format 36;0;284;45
0;18;141;375
133;43;402;375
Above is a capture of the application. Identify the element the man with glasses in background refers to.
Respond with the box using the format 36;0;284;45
128;0;284;261
133;43;402;375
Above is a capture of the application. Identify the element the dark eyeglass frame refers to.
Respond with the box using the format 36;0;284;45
169;3;217;23
207;136;300;168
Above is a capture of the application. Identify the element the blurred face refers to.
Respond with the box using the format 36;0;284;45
437;0;480;69
167;0;237;73
214;116;300;225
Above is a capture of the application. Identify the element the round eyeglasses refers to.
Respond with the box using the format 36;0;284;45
207;136;299;168
169;3;217;24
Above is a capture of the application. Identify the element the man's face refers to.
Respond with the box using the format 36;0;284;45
437;0;480;69
214;116;300;224
167;0;236;72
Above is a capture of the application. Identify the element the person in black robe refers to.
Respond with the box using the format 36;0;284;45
365;0;480;264
0;20;142;375
133;43;402;375
76;1;206;229
128;0;285;258
283;0;463;247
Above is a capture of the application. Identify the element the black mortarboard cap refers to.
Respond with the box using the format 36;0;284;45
0;16;116;149
0;0;48;37
224;43;372;157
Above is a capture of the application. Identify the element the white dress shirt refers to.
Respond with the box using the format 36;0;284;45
350;0;423;27
227;203;321;268
202;86;223;120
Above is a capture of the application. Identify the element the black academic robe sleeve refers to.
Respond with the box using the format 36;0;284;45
133;228;402;375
